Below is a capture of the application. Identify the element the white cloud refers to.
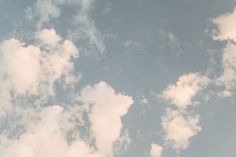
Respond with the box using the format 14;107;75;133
0;1;132;157
72;14;105;53
25;0;61;28
150;143;163;157
0;39;42;95
0;86;12;117
212;6;236;96
216;43;236;91
79;81;134;157
64;0;106;53
0;81;134;157
25;0;105;53
0;106;100;157
161;73;209;109
0;28;79;96
218;90;232;98
212;7;236;41
36;28;62;47
25;0;90;27
161;108;201;151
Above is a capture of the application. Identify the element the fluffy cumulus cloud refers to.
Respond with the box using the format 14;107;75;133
212;7;236;95
0;0;133;156
36;28;62;46
78;81;134;157
161;73;209;109
0;106;100;157
0;28;79;96
159;7;236;153
0;80;133;157
0;27;92;157
0;32;133;155
212;7;236;41
160;73;208;152
161;108;201;150
150;143;163;157
0;39;41;95
159;6;236;153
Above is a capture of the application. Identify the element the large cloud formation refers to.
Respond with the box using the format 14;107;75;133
0;79;133;157
0;106;100;157
0;27;133;157
0;0;134;156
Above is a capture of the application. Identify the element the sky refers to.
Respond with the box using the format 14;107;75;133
0;0;236;157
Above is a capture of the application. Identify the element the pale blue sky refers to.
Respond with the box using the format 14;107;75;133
0;0;236;157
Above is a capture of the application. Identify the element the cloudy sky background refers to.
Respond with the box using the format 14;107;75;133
0;0;236;157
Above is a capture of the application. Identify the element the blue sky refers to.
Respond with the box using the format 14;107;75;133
0;0;236;157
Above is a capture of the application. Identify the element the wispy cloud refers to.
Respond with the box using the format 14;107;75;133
25;0;105;54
